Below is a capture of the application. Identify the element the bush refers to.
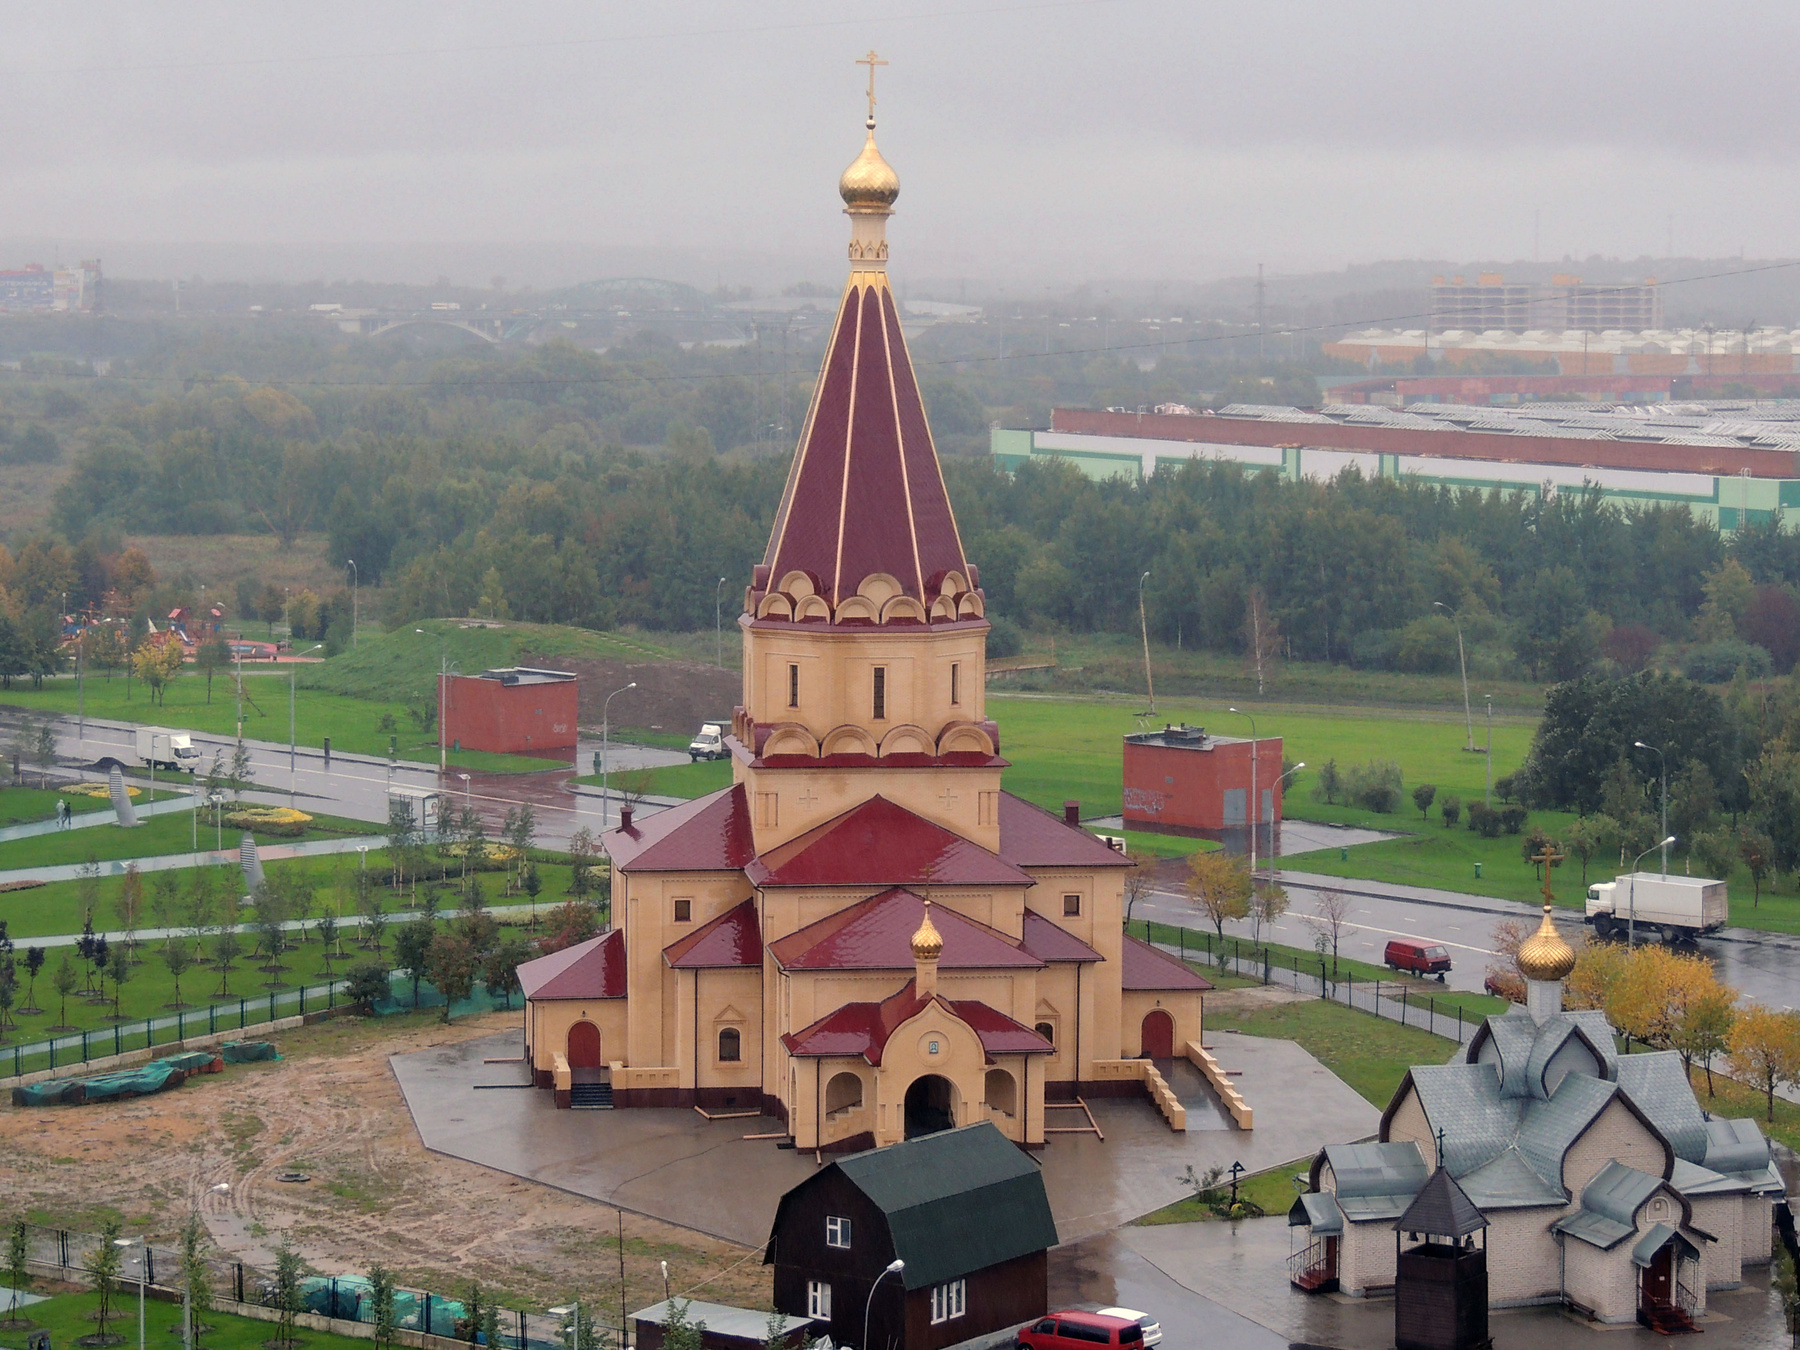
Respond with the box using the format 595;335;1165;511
1411;783;1437;819
1683;639;1772;684
1498;803;1528;835
1311;759;1342;806
1343;759;1403;814
1493;773;1518;804
1467;801;1503;838
1391;615;1460;674
986;613;1024;659
224;807;314;837
1440;794;1462;828
1521;823;1556;865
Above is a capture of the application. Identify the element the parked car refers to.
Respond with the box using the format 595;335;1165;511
1017;1311;1145;1350
1484;971;1524;1003
1094;1308;1161;1346
1384;939;1451;980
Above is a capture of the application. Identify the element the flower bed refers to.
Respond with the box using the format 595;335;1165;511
222;806;314;837
67;781;140;799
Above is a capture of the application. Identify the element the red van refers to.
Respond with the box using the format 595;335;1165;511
1384;939;1451;980
1017;1311;1144;1350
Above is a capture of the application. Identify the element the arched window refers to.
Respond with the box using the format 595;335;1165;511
1034;1021;1056;1047
718;1027;741;1062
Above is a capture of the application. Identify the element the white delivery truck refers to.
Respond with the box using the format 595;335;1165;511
1585;872;1728;942
688;721;730;762
136;726;201;773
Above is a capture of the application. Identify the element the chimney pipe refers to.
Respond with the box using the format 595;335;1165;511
619;806;634;831
1064;800;1080;826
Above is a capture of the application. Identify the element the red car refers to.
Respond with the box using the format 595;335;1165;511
1384;939;1451;980
1017;1311;1145;1350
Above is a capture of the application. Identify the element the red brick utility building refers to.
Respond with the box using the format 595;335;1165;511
442;667;578;758
1122;723;1284;850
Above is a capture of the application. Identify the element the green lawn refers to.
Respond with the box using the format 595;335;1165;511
1129;919;1508;1021
0;1291;376;1350
0;808;376;873
1137;1156;1312;1225
577;759;734;798
1204;996;1462;1108
987;693;1538;820
0;785;127;824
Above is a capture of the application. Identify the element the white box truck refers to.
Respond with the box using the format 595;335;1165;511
687;721;730;761
136;726;201;772
1585;872;1728;942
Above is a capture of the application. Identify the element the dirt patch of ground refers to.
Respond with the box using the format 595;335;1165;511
0;1011;769;1314
1202;985;1314;1014
519;652;737;742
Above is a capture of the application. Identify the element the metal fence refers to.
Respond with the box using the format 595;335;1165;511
2;979;356;1082
16;1222;582;1350
1128;920;1485;1045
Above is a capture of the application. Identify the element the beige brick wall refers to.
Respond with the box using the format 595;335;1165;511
1483;1209;1563;1305
1691;1194;1742;1289
1339;1220;1395;1296
1743;1195;1773;1264
1561;1233;1638;1323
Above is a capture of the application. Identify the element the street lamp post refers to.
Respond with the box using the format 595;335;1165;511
1633;741;1669;876
345;560;358;648
416;629;451;773
601;682;637;829
1229;707;1260;880
548;1303;581;1350
1137;571;1155;714
1626;837;1679;947
115;1235;146;1350
289;644;323;804
1271;761;1305;888
1484;696;1493;806
865;1259;905;1350
1433;602;1475;751
715;576;728;668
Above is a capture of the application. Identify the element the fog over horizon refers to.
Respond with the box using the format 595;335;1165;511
3;0;1798;292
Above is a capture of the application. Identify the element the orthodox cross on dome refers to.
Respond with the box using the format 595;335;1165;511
1531;844;1564;905
856;49;887;123
1436;1125;1448;1163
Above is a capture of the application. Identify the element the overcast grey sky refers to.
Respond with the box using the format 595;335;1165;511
1;0;1795;287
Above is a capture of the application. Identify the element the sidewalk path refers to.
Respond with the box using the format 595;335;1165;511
0;792;194;844
0;832;389;886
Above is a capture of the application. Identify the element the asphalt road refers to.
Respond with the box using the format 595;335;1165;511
13;708;1797;1011
1135;870;1800;1012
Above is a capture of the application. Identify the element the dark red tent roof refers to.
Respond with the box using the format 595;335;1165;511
747;795;1031;889
782;980;1053;1063
1120;933;1213;991
664;898;762;969
605;784;755;873
517;929;627;1000
997;792;1135;869
762;282;969;606
769;887;1041;971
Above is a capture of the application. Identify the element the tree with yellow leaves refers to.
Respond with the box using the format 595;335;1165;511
1184;849;1251;943
1725;1005;1800;1121
1563;937;1630;1012
1671;981;1736;1094
1604;945;1718;1051
130;637;185;705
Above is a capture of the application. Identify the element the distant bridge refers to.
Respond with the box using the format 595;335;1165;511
357;314;504;343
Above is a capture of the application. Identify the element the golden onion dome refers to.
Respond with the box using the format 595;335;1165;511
1517;905;1576;982
911;899;943;962
839;120;899;211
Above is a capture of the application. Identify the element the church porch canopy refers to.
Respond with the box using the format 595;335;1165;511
781;980;1052;1064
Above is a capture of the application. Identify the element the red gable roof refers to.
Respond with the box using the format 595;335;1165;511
1020;911;1103;963
769;887;1042;972
782;980;1053;1063
664;898;762;969
762;282;968;607
747;795;1031;890
518;929;627;1000
997;792;1135;870
604;784;755;874
1120;934;1213;992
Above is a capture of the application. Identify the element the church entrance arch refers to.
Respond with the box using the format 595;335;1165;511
567;1021;602;1077
1141;1010;1175;1059
903;1075;957;1139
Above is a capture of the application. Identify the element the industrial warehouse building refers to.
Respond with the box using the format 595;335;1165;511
990;402;1800;534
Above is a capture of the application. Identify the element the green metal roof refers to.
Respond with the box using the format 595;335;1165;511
1631;1222;1700;1269
814;1123;1058;1291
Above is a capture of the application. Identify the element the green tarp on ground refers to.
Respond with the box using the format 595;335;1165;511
221;1041;281;1063
294;1277;464;1334
11;1049;223;1107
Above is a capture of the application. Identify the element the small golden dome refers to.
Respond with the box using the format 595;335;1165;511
911;899;943;962
840;120;899;211
1517;905;1576;982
